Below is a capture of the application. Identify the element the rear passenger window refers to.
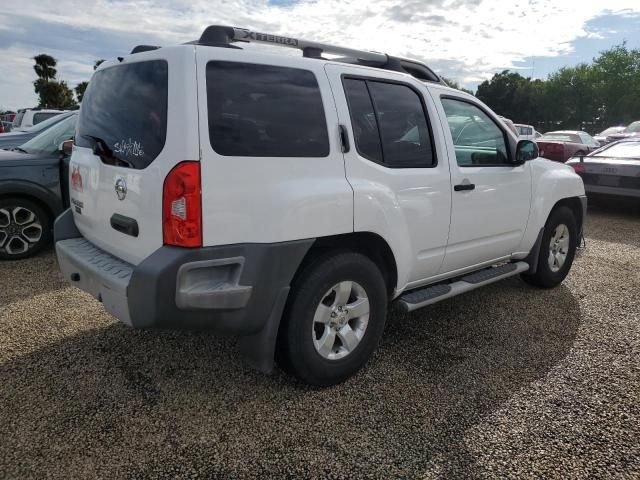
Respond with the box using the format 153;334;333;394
343;78;435;168
206;61;329;157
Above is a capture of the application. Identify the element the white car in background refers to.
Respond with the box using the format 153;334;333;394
515;124;541;142
11;108;67;130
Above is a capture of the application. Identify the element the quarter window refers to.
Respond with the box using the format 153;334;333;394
441;98;510;166
343;78;435;168
206;61;329;157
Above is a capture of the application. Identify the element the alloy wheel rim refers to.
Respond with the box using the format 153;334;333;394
312;281;370;360
548;223;570;273
0;207;43;256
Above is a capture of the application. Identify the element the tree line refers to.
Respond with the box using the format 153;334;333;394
27;43;640;134
474;43;640;134
31;55;104;109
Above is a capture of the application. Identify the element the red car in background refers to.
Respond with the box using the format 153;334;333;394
538;130;600;162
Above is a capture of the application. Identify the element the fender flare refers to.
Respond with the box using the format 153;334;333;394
0;180;64;218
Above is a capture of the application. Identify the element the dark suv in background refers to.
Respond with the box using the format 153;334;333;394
0;113;77;259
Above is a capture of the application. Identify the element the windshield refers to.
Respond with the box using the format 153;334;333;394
19;114;77;155
623;121;640;133
593;141;640;159
542;132;581;143
19;111;73;133
11;111;24;128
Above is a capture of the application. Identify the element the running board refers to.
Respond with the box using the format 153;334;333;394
397;261;530;313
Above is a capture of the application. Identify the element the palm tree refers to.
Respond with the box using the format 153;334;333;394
33;54;57;83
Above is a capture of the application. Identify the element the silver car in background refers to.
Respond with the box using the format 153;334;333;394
567;140;640;199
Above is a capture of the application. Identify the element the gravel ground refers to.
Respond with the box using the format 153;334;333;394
1;198;639;479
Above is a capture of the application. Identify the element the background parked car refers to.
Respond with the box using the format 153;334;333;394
537;130;600;162
0;111;76;150
11;108;66;130
567;139;640;200
594;126;626;145
498;115;519;136
514;123;541;142
0;113;77;259
606;121;640;143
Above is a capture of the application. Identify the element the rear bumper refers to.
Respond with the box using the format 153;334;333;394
54;209;313;335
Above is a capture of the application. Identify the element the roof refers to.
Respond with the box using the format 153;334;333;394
130;25;444;85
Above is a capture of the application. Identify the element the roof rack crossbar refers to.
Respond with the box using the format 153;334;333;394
200;25;388;64
197;25;442;84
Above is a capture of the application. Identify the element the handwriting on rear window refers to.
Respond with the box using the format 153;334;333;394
114;138;144;157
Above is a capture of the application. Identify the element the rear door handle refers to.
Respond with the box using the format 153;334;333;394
110;213;139;237
454;183;475;192
339;124;350;153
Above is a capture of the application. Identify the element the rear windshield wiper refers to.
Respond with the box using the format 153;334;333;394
82;134;134;168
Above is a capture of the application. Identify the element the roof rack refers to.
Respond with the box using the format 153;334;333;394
195;25;443;84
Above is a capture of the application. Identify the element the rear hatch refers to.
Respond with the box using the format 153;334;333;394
69;47;199;265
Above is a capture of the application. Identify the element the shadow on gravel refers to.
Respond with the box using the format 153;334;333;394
0;277;581;478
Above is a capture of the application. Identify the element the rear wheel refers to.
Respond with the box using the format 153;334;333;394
0;198;51;260
277;251;388;386
522;206;577;288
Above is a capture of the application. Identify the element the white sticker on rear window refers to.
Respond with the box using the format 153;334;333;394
114;138;145;158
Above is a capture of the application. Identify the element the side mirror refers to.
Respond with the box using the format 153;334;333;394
515;139;538;163
59;139;74;156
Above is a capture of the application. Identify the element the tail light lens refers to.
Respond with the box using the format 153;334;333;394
571;163;586;174
163;161;202;247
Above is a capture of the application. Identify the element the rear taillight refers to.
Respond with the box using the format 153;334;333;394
163;161;202;247
571;163;586;174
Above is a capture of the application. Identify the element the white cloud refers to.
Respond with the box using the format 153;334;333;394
0;0;639;109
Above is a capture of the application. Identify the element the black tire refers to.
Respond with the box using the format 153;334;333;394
0;197;51;261
521;206;577;288
277;251;388;386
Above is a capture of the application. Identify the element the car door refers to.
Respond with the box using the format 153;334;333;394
324;64;452;288
432;92;532;274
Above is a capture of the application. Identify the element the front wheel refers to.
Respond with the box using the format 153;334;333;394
522;206;577;288
277;251;388;386
0;197;51;260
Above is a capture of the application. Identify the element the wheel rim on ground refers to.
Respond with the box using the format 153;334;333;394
312;281;370;360
0;206;43;256
548;223;570;273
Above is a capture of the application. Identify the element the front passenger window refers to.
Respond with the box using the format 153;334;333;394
441;98;510;166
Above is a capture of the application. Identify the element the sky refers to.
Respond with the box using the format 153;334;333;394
0;0;639;110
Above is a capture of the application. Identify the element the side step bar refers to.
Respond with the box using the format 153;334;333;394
397;261;530;313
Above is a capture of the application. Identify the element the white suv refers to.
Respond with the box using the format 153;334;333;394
11;108;66;130
55;26;586;386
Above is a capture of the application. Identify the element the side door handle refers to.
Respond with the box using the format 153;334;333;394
339;124;350;153
454;183;475;192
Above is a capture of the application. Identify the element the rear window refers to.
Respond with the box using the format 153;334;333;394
33;112;61;125
624;121;640;133
593;141;640;159
75;60;168;169
206;61;329;157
